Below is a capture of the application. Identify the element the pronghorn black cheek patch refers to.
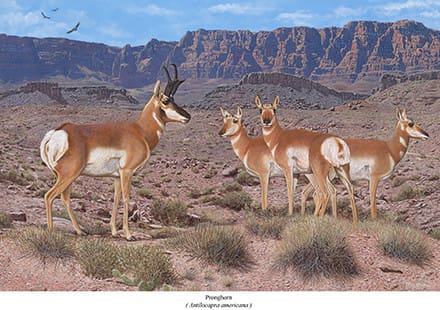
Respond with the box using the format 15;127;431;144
159;108;167;119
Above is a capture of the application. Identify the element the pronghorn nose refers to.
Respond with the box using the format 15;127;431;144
218;128;225;136
263;118;271;125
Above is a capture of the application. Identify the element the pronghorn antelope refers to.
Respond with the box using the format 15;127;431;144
310;108;429;219
255;96;358;223
40;64;190;241
218;106;283;211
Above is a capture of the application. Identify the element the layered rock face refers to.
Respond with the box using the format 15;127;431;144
1;20;439;87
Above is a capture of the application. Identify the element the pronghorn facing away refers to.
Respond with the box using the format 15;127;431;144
255;96;358;223
312;108;429;219
40;65;190;240
219;106;283;211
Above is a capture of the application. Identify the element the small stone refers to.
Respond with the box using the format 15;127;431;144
149;224;163;229
8;211;27;222
221;166;238;177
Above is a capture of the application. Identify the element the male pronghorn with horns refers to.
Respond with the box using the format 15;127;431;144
40;64;190;240
255;96;358;223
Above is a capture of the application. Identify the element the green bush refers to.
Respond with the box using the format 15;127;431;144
151;199;188;226
216;191;253;211
76;238;120;279
171;225;253;269
274;217;357;279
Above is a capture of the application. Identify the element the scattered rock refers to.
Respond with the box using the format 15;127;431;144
149;224;163;229
221;166;238;177
380;266;403;274
8;211;27;222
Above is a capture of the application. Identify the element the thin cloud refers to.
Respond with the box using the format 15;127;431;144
333;6;366;18
208;3;266;15
276;11;315;26
126;4;176;16
380;0;440;15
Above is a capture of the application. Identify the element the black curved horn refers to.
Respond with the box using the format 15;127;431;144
171;63;178;80
163;65;172;82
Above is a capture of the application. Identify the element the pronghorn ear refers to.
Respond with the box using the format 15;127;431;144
153;80;161;98
396;108;402;121
236;106;242;119
401;108;408;120
272;96;280;109
255;96;263;109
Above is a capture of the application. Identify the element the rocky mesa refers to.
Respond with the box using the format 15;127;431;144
0;20;439;88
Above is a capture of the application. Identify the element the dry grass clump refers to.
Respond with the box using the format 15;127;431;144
216;191;253;211
150;199;188;226
76;238;119;279
170;224;253;269
274;217;357;279
221;181;243;193
235;171;259;186
392;184;432;201
117;245;176;289
0;168;35;186
245;213;288;239
0;210;13;229
377;223;431;264
429;228;440;240
14;226;75;264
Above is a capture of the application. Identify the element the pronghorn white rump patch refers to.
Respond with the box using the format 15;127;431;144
82;147;127;177
320;137;350;167
40;129;69;171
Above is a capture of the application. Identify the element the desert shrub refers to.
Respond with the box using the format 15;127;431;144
151;199;188;226
392;185;431;201
81;220;111;236
378;224;431;264
188;188;202;199
76;238;120;279
274;217;357;279
429;228;440;240
0;210;12;229
170;224;253;269
14;226;74;264
392;177;408;187
117;245;176;289
203;169;217;179
137;188;153;199
235;171;259;186
245;213;288;239
0;169;35;186
216;191;253;211
221;181;242;193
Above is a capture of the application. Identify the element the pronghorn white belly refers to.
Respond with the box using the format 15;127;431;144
286;147;310;173
349;158;373;181
269;161;284;177
82;147;126;177
242;152;259;177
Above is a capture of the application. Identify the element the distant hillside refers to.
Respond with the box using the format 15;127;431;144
1;20;439;89
189;72;366;110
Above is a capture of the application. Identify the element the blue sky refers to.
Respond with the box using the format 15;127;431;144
1;0;440;47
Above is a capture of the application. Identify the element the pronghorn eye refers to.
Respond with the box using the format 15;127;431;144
233;119;238;124
408;121;414;127
162;98;171;105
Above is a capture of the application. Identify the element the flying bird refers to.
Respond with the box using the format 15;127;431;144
41;12;50;19
52;8;59;12
67;22;80;34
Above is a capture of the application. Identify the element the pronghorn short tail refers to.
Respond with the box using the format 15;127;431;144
320;137;350;167
40;129;69;171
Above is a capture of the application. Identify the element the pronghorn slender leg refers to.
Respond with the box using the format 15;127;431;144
369;175;381;219
111;177;122;237
325;177;337;218
60;185;84;235
259;173;269;211
284;168;297;216
44;173;79;233
120;169;135;241
301;182;315;216
310;161;331;219
335;166;358;224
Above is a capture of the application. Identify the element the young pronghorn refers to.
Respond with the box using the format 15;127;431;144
255;96;358;223
308;108;429;219
218;106;283;211
40;65;190;240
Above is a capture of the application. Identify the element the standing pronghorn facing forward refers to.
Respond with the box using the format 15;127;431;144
40;65;190;240
255;96;358;223
314;108;429;219
219;106;283;211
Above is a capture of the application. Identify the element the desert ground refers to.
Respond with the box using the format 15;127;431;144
0;79;439;291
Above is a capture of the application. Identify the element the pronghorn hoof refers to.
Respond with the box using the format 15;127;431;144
76;230;88;236
126;235;137;242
